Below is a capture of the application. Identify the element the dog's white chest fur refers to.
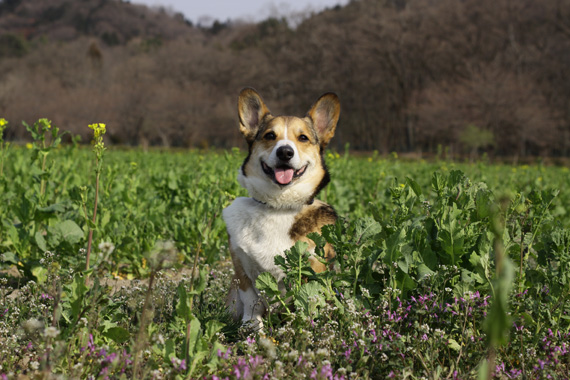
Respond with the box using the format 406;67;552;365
223;197;298;282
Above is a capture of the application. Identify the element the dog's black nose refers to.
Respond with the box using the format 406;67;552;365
276;145;294;161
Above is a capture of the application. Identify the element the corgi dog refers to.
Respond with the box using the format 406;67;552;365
223;88;340;325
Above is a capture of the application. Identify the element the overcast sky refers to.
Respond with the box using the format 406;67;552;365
132;0;350;25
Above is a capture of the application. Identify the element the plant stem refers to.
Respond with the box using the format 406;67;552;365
40;153;47;198
85;163;100;283
0;143;4;178
133;269;156;378
185;213;216;363
486;348;496;380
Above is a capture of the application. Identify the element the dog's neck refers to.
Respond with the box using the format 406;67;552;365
251;197;314;208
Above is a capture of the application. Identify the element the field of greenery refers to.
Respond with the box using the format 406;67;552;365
1;119;570;379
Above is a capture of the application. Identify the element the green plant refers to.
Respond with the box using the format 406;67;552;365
0;117;7;178
23;118;66;203
85;123;107;278
2;146;570;379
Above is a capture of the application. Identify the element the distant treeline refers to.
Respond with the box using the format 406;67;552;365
0;0;569;157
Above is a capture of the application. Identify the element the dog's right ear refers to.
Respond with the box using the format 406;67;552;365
238;88;271;143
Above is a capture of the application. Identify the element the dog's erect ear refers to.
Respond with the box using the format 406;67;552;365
307;93;340;148
238;88;271;143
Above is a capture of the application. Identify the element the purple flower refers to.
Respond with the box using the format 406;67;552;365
249;355;263;368
233;365;241;379
321;363;333;378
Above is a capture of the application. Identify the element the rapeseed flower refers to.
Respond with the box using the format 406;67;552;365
88;123;106;154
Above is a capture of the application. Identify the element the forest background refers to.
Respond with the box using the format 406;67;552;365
0;0;569;158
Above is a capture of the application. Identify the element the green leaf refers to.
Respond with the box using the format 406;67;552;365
31;266;48;284
475;190;493;219
189;268;207;295
448;170;465;187
406;177;422;197
176;283;190;323
204;320;225;341
37;203;65;213
438;207;466;265
395;271;416;293
307;232;327;250
35;231;47;252
164;338;176;361
103;326;130;344
447;338;461;351
356;218;382;243
431;172;446;194
207;341;227;371
87;219;97;230
383;228;406;265
478;360;490;380
186;315;202;356
66;274;89;320
294;282;326;317
1;251;19;265
484;257;515;346
417;263;435;280
55;220;84;245
256;272;281;298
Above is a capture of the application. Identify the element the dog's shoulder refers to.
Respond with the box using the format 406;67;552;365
289;200;337;241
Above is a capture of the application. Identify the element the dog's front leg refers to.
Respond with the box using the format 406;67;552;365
239;286;265;326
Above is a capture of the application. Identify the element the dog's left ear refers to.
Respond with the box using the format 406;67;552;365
238;88;272;144
307;93;340;148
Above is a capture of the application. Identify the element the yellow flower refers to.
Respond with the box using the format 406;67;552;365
88;123;107;157
399;183;405;188
38;118;51;130
88;123;106;138
112;271;126;280
0;118;7;128
368;157;373;162
26;143;33;149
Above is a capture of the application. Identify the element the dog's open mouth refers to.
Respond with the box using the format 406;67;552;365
261;160;308;186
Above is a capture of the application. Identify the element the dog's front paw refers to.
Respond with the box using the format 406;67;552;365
241;315;264;333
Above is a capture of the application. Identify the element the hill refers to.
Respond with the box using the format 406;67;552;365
0;0;569;157
0;0;193;45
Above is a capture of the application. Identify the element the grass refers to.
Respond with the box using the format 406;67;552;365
0;121;570;378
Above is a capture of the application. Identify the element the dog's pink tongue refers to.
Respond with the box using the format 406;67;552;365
274;168;294;184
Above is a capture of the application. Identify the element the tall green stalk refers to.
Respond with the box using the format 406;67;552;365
0;118;7;178
483;196;514;379
85;123;106;282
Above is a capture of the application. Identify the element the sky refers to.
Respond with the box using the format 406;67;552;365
131;0;350;25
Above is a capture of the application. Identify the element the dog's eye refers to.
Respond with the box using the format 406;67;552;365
298;134;309;142
264;132;276;140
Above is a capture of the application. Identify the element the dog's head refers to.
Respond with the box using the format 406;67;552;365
236;88;340;209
